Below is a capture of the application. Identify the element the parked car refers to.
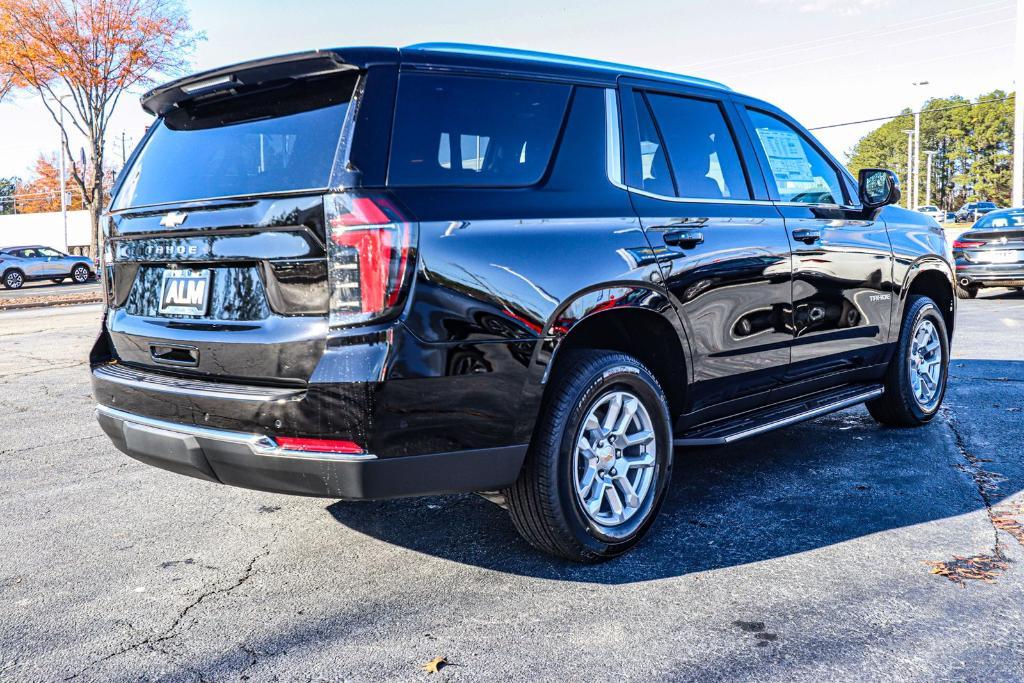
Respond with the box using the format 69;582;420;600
952;208;1024;298
91;44;956;561
917;205;944;224
946;211;957;223
955;201;998;223
0;245;94;289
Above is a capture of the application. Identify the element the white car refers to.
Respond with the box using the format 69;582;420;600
917;206;944;224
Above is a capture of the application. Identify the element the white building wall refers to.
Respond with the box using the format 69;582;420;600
0;210;92;252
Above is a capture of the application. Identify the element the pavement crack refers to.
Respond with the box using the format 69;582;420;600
63;530;280;681
929;407;1012;586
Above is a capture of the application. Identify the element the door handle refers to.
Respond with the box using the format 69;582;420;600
663;230;705;249
792;228;823;244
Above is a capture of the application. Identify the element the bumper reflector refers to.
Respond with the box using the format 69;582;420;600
273;436;365;455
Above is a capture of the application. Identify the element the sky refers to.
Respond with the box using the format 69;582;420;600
0;0;1017;179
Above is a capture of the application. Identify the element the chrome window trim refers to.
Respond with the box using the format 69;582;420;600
604;88;625;188
96;404;377;462
626;187;775;206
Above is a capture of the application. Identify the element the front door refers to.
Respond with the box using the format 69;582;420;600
620;84;793;412
740;106;894;382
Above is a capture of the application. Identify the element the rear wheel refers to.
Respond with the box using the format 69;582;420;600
3;270;24;290
51;278;65;284
955;283;978;299
505;350;673;562
867;295;949;427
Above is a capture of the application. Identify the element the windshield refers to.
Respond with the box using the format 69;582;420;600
975;211;1024;229
112;73;357;210
919;206;939;212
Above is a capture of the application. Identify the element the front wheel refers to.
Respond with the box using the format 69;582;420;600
3;270;24;290
505;350;673;562
867;295;949;427
71;265;91;284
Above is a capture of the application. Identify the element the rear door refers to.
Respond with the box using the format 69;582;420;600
619;81;793;412
737;103;894;381
103;68;363;383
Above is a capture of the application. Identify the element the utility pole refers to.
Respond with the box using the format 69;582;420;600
913;111;922;209
903;129;915;209
924;150;937;208
1013;0;1023;207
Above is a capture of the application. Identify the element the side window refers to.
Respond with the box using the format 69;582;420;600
389;74;571;187
747;110;845;205
645;93;751;200
632;92;675;197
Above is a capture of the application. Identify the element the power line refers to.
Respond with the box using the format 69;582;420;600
808;95;1016;131
681;0;1013;71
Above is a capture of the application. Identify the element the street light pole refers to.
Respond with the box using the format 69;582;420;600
1013;0;1023;207
913;111;922;209
57;95;68;252
903;129;915;209
924;150;937;208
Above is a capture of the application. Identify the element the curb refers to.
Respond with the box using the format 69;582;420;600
0;295;103;312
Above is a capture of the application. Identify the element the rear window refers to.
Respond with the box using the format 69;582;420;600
388;74;571;187
112;73;357;210
975;211;1024;229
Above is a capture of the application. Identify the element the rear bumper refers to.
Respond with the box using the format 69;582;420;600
96;404;526;500
955;263;1024;287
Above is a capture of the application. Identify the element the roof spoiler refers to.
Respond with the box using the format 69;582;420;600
141;50;359;116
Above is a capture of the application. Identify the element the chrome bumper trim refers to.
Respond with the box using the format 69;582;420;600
95;404;376;462
93;364;304;402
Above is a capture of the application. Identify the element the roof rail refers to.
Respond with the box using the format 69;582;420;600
404;43;730;91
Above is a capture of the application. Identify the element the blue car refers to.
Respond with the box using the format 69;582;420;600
0;245;94;289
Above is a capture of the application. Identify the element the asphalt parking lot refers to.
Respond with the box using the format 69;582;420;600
2;291;1024;682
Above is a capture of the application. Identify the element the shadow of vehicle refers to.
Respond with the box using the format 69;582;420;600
326;359;1024;584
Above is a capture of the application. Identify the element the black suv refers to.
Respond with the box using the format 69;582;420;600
92;44;955;562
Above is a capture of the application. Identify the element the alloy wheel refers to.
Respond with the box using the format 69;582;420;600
908;318;944;410
73;266;89;283
5;271;23;289
573;390;658;527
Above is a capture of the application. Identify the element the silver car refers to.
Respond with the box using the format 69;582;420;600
0;245;94;290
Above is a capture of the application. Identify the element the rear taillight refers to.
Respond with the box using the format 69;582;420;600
324;193;415;327
953;239;987;249
274;436;365;455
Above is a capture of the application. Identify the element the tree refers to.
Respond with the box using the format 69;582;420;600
848;92;1016;210
11;153;93;213
0;0;201;256
0;176;17;214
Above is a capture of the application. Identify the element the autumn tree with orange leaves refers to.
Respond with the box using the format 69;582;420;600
0;0;200;256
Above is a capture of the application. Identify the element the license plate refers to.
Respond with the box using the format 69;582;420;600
159;269;211;315
977;250;1019;264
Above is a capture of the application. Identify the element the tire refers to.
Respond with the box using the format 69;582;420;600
505;350;674;562
71;264;91;284
955;284;978;299
867;295;950;427
51;278;65;284
3;269;24;290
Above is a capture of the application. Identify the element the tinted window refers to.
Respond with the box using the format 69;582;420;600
112;74;357;210
978;202;997;209
389;74;570;187
748;110;844;205
645;93;750;200
632;92;675;197
975;210;1024;229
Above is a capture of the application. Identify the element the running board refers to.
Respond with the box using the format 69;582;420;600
674;384;884;446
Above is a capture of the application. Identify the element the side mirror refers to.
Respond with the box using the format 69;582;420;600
858;168;901;210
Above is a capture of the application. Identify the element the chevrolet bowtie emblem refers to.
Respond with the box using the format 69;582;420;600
160;211;188;228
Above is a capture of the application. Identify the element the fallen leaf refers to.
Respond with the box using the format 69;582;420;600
421;656;448;674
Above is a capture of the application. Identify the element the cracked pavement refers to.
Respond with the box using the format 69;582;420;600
2;293;1024;682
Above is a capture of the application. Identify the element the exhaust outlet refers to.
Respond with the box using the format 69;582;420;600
959;277;971;287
